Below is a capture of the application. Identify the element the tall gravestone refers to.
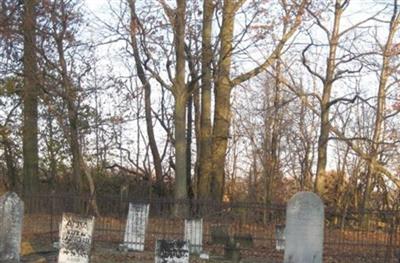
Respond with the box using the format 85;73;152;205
0;192;24;263
122;203;150;251
155;240;189;263
58;213;95;263
275;224;285;251
284;192;324;263
184;218;203;254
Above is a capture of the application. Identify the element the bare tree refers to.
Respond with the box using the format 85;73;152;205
361;0;400;223
38;0;98;213
128;0;164;196
207;0;308;201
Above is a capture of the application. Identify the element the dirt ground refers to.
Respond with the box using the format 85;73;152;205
21;250;273;263
21;247;393;263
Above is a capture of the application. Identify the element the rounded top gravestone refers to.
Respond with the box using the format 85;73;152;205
283;191;324;263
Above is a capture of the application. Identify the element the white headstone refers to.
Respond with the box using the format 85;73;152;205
275;224;285;251
155;240;189;263
283;192;324;263
184;218;203;254
122;203;150;251
58;213;95;263
0;192;24;263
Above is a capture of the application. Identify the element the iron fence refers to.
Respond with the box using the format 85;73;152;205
21;193;400;262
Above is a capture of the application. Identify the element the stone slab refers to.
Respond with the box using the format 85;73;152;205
184;218;203;254
155;240;189;263
0;192;24;263
122;203;150;251
58;213;95;263
283;192;324;263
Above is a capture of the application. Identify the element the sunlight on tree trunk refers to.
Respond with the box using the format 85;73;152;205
173;0;189;216
210;0;236;202
314;0;344;195
197;0;214;200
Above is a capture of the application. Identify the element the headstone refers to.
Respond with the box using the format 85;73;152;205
224;238;240;262
283;192;324;263
53;222;63;249
210;225;229;244
275;224;285;251
58;213;95;263
233;233;253;248
199;252;209;260
184;218;203;254
122;203;150;251
155;240;189;263
0;192;24;263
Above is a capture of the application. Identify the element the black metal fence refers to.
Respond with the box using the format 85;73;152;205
21;193;400;262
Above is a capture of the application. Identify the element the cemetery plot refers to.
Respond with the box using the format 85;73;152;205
19;193;400;262
58;213;95;263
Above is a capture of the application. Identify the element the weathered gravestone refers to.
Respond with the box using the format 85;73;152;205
184;218;203;254
210;225;251;262
0;192;24;263
58;213;95;263
122;203;150;251
283;192;324;263
275;224;285;251
155;240;189;263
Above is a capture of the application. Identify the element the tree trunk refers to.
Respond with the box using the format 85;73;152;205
315;97;331;194
264;62;282;206
22;0;39;195
128;0;164;196
47;115;57;189
173;0;188;216
67;99;83;194
210;0;236;202
299;102;313;190
186;96;194;199
360;2;399;225
193;86;201;197
197;0;214;200
55;33;83;194
3;138;17;190
174;94;188;199
314;0;342;194
209;0;306;202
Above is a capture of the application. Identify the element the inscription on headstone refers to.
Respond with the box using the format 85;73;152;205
0;192;24;263
155;240;189;263
58;213;95;263
122;203;150;251
283;192;324;263
184;218;203;254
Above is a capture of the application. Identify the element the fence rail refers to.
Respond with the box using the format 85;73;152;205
21;193;400;262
